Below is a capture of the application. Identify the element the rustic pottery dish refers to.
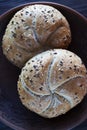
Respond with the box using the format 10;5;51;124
0;2;87;130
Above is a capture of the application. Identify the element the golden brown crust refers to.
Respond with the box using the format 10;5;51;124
2;4;71;68
17;49;87;118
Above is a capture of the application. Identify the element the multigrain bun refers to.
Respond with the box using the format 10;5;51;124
18;49;87;118
2;4;71;68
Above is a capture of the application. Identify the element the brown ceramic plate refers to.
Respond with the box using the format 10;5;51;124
0;2;87;130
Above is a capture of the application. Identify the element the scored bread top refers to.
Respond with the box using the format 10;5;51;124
2;4;71;68
18;49;87;118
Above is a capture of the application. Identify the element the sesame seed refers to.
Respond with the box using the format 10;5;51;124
70;61;72;64
60;18;62;21
26;77;29;80
39;87;43;91
44;15;47;19
22;69;25;71
36;69;39;71
18;87;20;90
39;104;42;107
33;65;37;69
60;70;64;73
75;92;77;95
40;61;42;64
79;84;83;87
76;100;80;103
41;65;44;68
21;13;23;16
30;13;32;16
59;61;63;66
51;14;53;17
67;76;70;79
52;9;54;12
74;96;78;99
13;58;15;61
11;31;16;38
45;20;48;22
24;69;28;71
42;10;44;13
33;73;40;78
52;19;55;23
80;70;83;73
18;26;20;29
30;79;33;83
21;19;25;22
74;65;77;71
25;11;29;15
20;35;23;39
54;52;57;55
47;10;50;13
11;21;14;24
76;68;79;73
16;22;19;24
22;97;25;100
41;83;43;85
74;65;77;68
30;70;33;72
16;53;21;57
34;7;36;9
59;76;62;79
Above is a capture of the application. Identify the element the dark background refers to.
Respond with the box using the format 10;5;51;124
0;0;87;130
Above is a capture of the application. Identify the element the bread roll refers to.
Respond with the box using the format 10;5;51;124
18;49;87;118
2;4;71;68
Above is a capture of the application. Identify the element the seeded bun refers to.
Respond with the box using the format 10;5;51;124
18;49;87;118
2;4;71;68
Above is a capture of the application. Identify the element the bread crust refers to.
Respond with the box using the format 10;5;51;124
2;4;71;68
18;49;87;118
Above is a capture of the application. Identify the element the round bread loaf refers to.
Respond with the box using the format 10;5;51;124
2;4;71;68
18;49;87;118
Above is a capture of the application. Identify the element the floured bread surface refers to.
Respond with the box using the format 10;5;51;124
17;49;87;118
2;4;71;68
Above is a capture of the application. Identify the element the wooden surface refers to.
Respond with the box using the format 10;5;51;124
0;0;87;130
